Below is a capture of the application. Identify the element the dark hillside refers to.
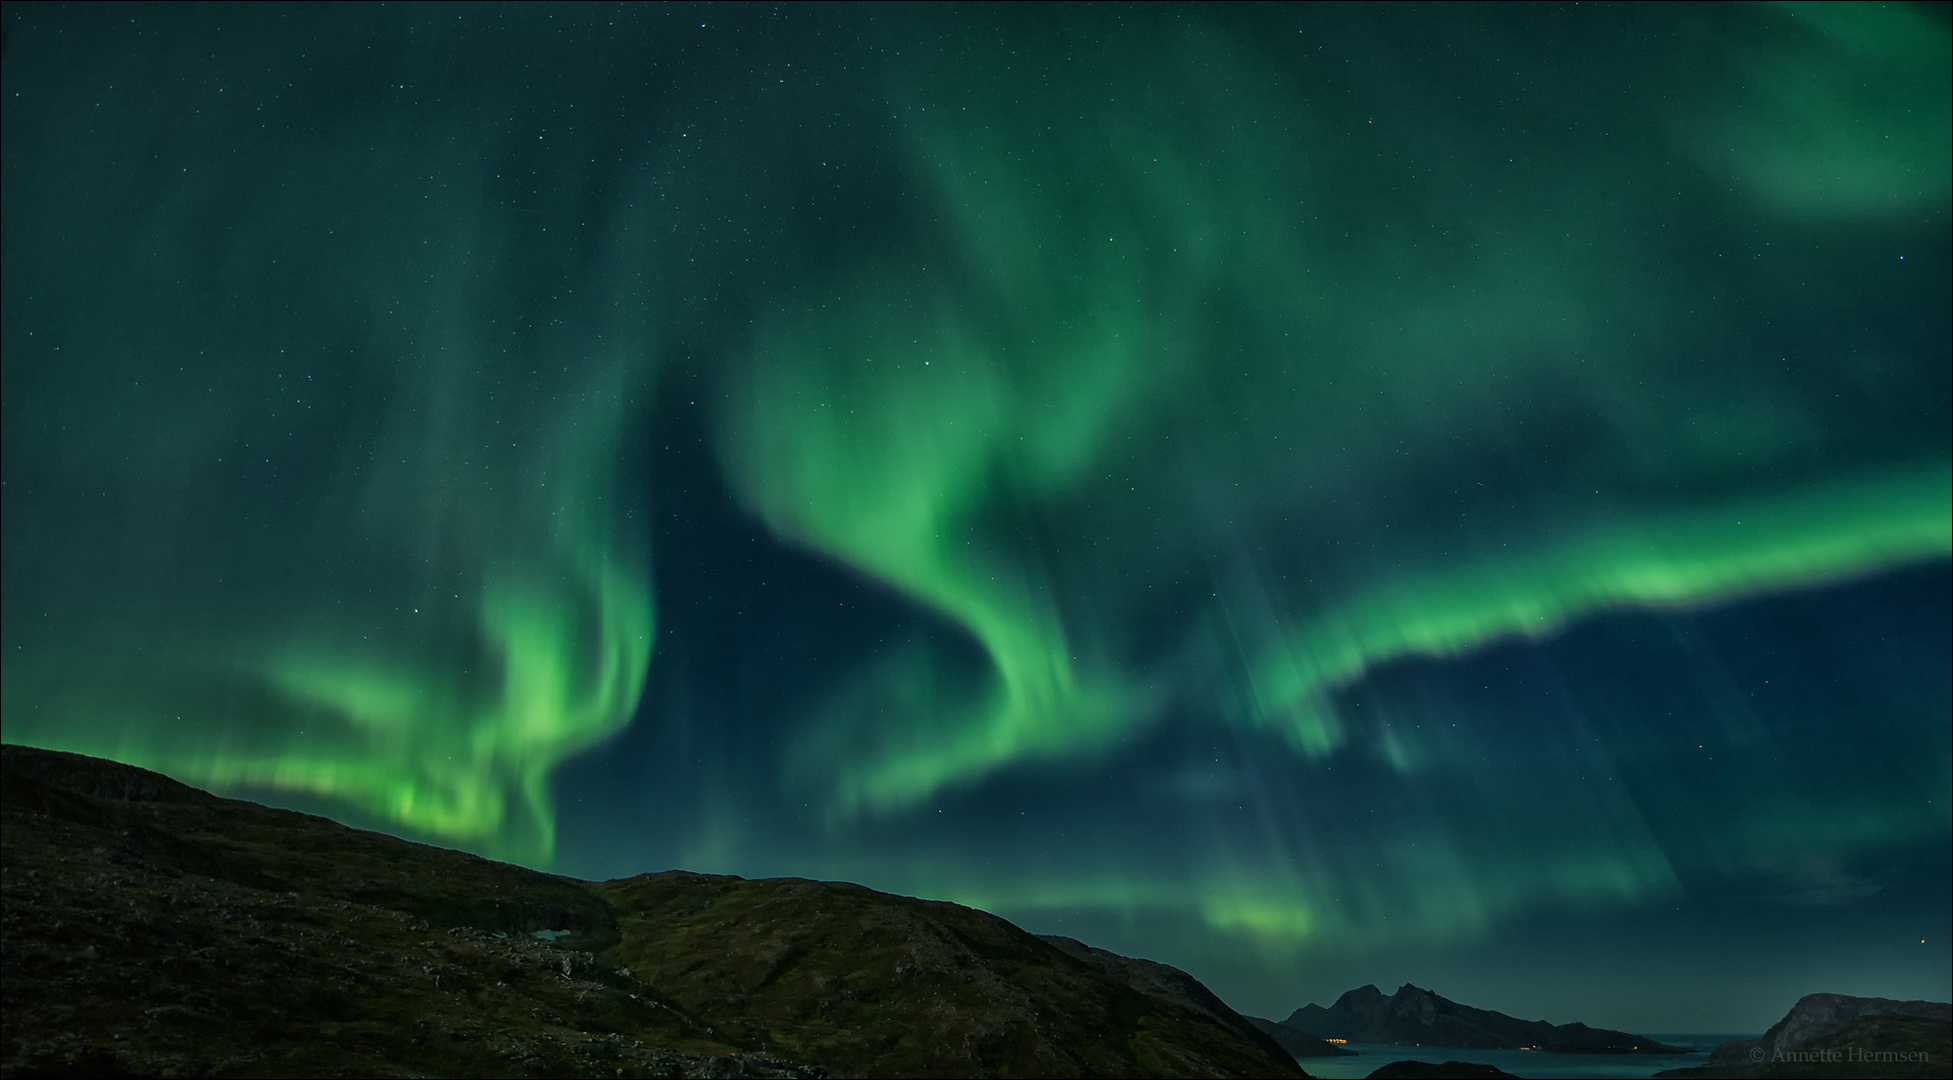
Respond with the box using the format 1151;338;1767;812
1;745;1305;1079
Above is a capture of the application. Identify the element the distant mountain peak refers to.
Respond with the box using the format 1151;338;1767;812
1283;983;1683;1054
1337;983;1389;1007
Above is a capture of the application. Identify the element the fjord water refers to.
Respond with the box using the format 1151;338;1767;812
1299;1035;1760;1080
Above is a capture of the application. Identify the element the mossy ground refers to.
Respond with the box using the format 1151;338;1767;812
593;872;1306;1078
2;748;811;1078
2;746;1302;1079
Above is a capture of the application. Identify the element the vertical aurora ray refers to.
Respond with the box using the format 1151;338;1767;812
718;283;1133;815
685;5;1950;1018
718;7;1952;820
0;243;659;860
0;6;667;861
238;534;653;858
717;23;1328;813
1242;465;1953;759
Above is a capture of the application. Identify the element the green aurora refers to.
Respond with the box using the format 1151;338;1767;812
3;2;1947;1029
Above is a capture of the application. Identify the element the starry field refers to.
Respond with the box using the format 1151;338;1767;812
2;2;1946;1032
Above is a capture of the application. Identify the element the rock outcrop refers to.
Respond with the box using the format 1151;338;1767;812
1653;992;1950;1079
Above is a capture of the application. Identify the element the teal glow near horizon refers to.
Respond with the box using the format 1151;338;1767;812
4;3;1947;1030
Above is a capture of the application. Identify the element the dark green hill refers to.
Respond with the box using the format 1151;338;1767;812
595;873;1302;1077
0;744;1307;1079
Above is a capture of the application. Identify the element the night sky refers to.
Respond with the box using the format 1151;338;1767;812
3;3;1948;1035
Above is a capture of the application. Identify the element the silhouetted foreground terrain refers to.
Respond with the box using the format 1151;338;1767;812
0;745;1306;1079
1654;992;1950;1079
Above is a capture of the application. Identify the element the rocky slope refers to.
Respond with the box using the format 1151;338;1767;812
0;744;1307;1079
591;875;1304;1077
1653;993;1950;1079
1283;982;1683;1053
